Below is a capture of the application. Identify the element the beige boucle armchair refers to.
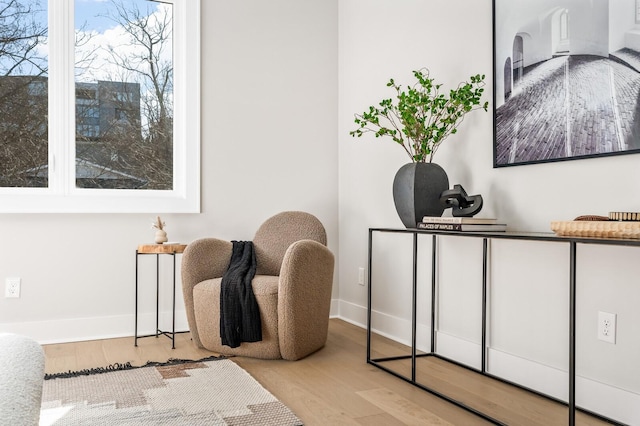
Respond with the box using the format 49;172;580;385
181;211;335;360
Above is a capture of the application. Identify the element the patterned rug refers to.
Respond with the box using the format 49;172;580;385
40;357;302;425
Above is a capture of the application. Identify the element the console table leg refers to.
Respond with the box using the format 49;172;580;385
569;242;577;426
482;238;488;373
367;229;373;364
411;232;418;382
431;235;437;353
172;253;176;349
155;254;160;338
135;250;139;347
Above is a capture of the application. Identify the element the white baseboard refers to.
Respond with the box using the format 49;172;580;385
329;298;341;318
488;347;640;425
6;298;343;344
0;310;190;345
336;300;639;425
435;330;482;370
334;299;366;327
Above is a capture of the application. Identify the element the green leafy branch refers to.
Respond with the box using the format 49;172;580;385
350;68;489;163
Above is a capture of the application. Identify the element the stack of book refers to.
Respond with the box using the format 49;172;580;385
417;216;507;232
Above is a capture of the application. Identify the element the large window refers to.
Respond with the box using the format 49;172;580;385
0;0;200;212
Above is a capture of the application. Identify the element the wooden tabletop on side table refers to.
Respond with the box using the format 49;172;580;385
137;243;187;254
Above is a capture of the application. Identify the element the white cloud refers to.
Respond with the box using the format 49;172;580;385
75;3;172;85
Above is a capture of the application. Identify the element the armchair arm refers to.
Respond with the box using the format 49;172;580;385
181;238;232;347
277;239;335;360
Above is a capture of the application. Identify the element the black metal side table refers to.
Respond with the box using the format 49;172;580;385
134;243;187;349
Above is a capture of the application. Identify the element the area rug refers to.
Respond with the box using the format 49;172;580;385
40;356;302;425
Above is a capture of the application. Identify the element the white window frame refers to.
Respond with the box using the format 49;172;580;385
0;0;200;213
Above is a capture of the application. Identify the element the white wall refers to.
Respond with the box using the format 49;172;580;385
0;0;339;343
339;0;640;423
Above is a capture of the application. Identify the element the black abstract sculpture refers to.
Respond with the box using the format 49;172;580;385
440;184;483;217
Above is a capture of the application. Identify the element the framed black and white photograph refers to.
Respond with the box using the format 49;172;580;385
493;0;640;167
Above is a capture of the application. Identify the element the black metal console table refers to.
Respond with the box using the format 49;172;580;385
134;243;187;349
367;228;637;426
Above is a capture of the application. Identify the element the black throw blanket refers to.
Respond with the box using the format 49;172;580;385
220;240;262;348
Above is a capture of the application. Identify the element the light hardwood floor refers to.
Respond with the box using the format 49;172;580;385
43;319;610;425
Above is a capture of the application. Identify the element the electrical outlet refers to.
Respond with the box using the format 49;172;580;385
358;267;365;286
597;311;616;344
5;277;20;298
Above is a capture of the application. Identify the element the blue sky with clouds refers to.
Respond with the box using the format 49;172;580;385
75;0;156;32
3;0;171;94
72;0;172;83
23;0;155;32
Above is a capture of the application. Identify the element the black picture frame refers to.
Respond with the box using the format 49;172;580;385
493;0;640;167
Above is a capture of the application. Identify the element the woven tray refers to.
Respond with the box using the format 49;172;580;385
551;221;640;239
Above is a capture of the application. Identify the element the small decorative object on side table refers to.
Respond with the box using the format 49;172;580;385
135;243;187;349
152;216;168;244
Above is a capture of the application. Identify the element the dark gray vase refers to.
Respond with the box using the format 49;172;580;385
392;162;449;228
